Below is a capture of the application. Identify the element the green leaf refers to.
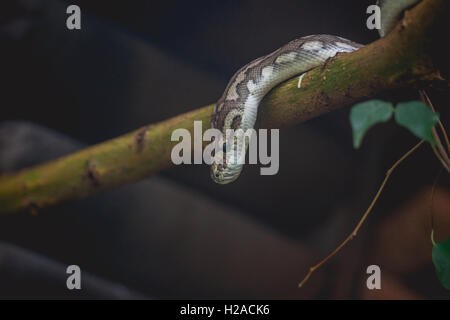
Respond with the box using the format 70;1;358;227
350;100;394;148
395;101;440;146
432;236;450;290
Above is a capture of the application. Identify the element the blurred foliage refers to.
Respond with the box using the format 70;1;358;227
351;99;449;290
432;236;450;290
395;101;439;146
350;100;394;148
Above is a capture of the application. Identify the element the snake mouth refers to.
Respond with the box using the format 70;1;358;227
210;163;242;184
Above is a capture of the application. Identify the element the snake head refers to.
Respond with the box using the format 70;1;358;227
210;162;243;184
210;136;244;184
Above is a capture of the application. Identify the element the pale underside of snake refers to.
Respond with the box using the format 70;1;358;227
210;0;420;184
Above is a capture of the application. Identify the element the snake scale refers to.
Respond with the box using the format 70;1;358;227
210;0;420;184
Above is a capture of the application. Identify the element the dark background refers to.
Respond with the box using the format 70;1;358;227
0;0;449;299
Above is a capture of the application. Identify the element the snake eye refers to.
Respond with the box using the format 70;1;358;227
222;143;227;153
215;173;220;178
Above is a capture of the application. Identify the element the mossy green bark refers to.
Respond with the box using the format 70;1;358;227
0;106;213;214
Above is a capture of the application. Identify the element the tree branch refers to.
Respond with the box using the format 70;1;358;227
0;0;447;215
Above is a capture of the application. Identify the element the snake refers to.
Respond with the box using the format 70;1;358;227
210;0;420;184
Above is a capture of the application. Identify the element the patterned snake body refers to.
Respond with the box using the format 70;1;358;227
210;0;420;184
